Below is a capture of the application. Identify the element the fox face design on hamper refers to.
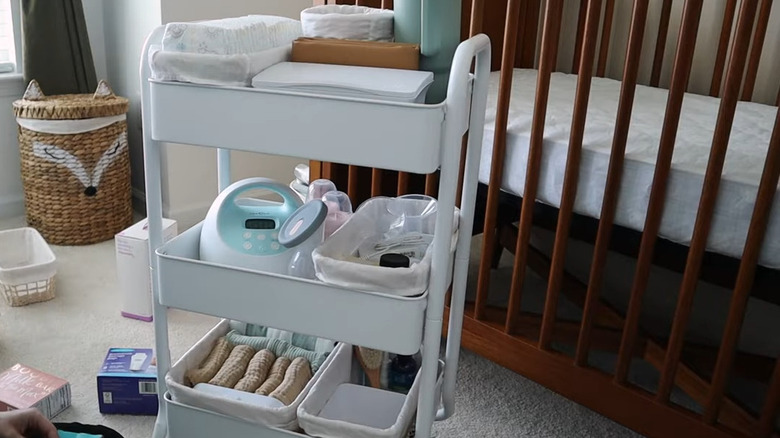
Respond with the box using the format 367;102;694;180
13;79;133;245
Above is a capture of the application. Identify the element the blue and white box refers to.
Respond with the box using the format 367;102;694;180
97;348;158;415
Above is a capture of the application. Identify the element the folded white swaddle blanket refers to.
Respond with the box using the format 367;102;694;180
162;15;302;55
151;15;302;86
150;45;291;87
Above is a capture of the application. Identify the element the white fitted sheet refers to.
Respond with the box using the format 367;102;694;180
481;69;780;268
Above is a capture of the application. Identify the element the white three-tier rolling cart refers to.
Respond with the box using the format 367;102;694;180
140;21;491;438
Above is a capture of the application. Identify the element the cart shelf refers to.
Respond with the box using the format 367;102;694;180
142;21;491;438
157;223;432;355
149;79;459;174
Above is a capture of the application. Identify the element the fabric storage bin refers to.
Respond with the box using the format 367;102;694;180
312;197;458;296
0;227;56;306
166;319;346;431
301;5;394;42
297;345;443;438
13;80;132;245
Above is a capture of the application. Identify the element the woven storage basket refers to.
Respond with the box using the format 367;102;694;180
13;80;133;245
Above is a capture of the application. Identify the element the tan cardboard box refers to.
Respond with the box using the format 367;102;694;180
291;38;421;70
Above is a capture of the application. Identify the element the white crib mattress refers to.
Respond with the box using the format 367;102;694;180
481;68;780;268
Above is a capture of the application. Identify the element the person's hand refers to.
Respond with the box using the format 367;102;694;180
0;408;58;438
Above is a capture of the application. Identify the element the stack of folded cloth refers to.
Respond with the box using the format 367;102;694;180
226;321;337;372
149;15;302;87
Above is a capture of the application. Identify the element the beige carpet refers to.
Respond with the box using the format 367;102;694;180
0;216;638;437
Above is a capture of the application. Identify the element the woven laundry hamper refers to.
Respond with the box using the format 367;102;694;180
13;80;133;245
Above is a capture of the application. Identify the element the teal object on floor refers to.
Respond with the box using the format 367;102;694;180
58;431;102;438
394;0;462;103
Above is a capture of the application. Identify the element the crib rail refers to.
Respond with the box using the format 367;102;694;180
468;0;780;437
311;0;780;436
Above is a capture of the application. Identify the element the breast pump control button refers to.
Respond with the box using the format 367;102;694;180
243;242;252;250
257;234;266;241
271;242;280;250
243;232;252;239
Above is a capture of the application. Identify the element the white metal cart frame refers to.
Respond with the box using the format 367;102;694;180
140;23;490;438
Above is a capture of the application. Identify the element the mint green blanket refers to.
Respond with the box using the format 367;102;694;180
225;330;334;372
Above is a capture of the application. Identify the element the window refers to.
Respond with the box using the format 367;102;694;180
0;0;18;73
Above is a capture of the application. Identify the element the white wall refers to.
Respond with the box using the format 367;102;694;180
101;0;162;213
0;77;25;218
161;0;311;22
159;0;312;228
83;0;107;82
554;0;780;105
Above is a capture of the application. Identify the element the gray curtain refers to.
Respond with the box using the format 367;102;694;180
21;0;97;95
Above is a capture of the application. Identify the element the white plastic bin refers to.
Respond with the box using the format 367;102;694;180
0;227;56;306
297;345;443;438
166;319;347;431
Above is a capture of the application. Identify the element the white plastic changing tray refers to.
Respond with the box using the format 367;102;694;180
251;62;434;103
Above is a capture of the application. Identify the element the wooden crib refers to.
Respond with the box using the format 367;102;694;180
310;1;780;437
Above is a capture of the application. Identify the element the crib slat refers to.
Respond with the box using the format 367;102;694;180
575;0;649;366
741;0;773;101
371;169;383;197
572;0;588;74
596;0;616;77
777;86;780;107
519;0;543;68
711;0;738;97
758;359;780;438
656;0;759;403
456;138;468;206
309;161;323;182
381;0;393;9
703;110;780;424
347;166;359;200
539;0;602;350
470;0;485;36
505;0;565;333
614;0;703;385
425;172;438;198
474;0;524;321
322;163;333;180
649;0;673;87
396;172;410;195
458;2;483;207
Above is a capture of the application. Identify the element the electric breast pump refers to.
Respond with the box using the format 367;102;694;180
200;177;303;273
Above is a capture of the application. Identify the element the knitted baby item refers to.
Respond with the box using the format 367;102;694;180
208;345;256;388
186;337;234;385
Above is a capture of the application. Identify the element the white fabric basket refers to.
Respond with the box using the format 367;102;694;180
297;345;443;438
300;5;394;41
312;197;458;296
0;227;57;306
166;319;346;430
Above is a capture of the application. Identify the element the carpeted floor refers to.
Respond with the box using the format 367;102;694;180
0;216;639;437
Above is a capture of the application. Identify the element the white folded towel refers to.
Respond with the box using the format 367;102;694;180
162;15;302;55
149;45;291;87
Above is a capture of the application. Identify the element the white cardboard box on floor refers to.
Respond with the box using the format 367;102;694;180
115;218;177;321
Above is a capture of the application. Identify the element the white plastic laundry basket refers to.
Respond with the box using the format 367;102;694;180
0;227;57;306
300;5;394;41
